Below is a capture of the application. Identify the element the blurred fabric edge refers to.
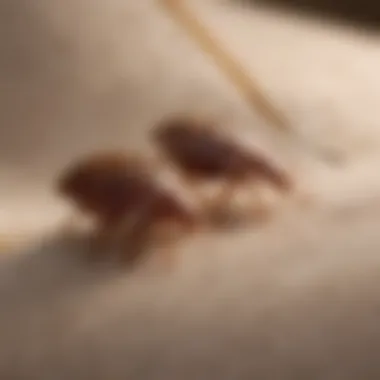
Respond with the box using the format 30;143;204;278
234;0;380;29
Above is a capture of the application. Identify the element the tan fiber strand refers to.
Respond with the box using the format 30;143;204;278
159;0;292;132
158;0;343;163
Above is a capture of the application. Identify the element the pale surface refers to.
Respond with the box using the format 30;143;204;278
1;1;380;378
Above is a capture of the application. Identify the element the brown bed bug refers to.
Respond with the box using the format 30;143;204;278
151;116;292;224
57;151;198;267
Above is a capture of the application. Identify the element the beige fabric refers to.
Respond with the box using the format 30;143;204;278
2;1;380;378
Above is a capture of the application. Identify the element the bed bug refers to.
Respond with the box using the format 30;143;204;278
151;116;292;224
57;151;198;267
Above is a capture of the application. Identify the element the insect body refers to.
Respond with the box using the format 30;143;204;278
58;151;197;266
152;117;292;222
